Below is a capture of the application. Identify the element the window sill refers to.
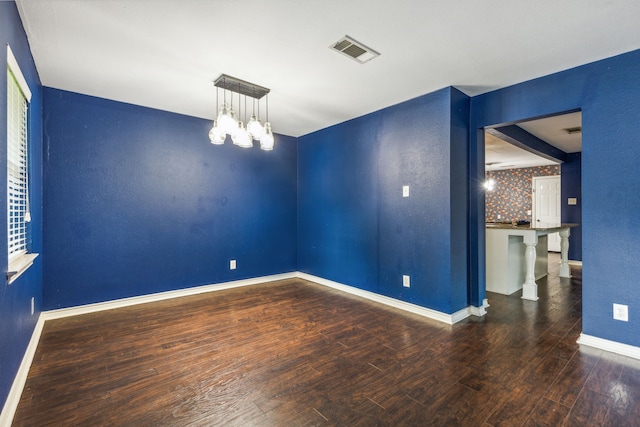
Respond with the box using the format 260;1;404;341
7;253;39;285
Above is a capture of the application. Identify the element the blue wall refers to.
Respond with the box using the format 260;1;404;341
470;49;640;347
297;112;380;291
0;1;43;410
561;152;582;261
298;87;469;314
42;89;297;309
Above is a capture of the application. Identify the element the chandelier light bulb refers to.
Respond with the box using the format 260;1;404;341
208;121;225;144
246;115;264;140
217;102;238;134
228;110;238;133
232;121;252;148
260;122;274;151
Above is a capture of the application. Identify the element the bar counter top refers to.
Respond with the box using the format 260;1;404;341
486;223;579;231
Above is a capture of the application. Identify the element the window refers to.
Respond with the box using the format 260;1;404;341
6;45;37;284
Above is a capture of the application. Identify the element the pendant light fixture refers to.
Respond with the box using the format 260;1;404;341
260;94;274;151
208;86;225;144
246;89;264;140
209;74;275;151
215;76;237;135
232;87;252;148
483;178;496;191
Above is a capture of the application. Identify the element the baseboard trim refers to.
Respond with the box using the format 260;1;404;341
469;298;489;317
0;315;45;427
296;272;471;325
42;272;297;321
568;260;583;266
577;333;640;360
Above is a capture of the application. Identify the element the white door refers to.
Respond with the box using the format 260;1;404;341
532;175;561;252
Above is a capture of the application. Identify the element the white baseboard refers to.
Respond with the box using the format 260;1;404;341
33;271;489;326
577;333;640;360
469;298;489;317
42;272;297;321
42;271;481;326
296;272;473;325
568;260;583;266
0;315;45;427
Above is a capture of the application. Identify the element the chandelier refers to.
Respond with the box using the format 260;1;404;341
208;74;274;150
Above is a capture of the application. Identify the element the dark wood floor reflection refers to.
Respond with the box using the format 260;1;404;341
13;256;640;426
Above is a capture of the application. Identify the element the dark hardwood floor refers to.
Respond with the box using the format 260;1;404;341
12;256;640;426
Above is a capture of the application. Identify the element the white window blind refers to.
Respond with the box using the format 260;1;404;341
7;63;30;260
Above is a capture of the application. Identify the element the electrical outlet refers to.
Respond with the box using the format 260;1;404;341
403;275;410;288
402;185;410;198
230;259;237;270
613;303;628;321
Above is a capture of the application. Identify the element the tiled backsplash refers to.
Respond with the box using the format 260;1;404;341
486;165;560;223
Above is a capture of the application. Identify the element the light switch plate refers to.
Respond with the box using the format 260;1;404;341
402;275;410;288
402;185;410;198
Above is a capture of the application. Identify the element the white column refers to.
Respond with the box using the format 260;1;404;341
559;227;571;278
521;234;539;301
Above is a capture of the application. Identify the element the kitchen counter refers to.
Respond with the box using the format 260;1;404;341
486;222;578;231
486;223;579;300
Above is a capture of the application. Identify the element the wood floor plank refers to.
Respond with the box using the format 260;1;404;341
11;257;640;426
485;386;541;426
563;388;612;427
524;397;570;426
544;351;599;407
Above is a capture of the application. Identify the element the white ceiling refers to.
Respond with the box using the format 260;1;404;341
485;111;582;170
15;0;640;138
485;132;558;170
518;112;582;154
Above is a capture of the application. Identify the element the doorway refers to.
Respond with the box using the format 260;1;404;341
483;111;582;303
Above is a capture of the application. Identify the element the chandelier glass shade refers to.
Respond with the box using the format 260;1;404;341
232;121;253;147
208;121;225;144
216;102;237;135
208;74;274;151
247;114;264;140
260;122;274;151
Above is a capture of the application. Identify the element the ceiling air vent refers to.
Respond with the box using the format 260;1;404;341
565;126;582;135
330;36;380;64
